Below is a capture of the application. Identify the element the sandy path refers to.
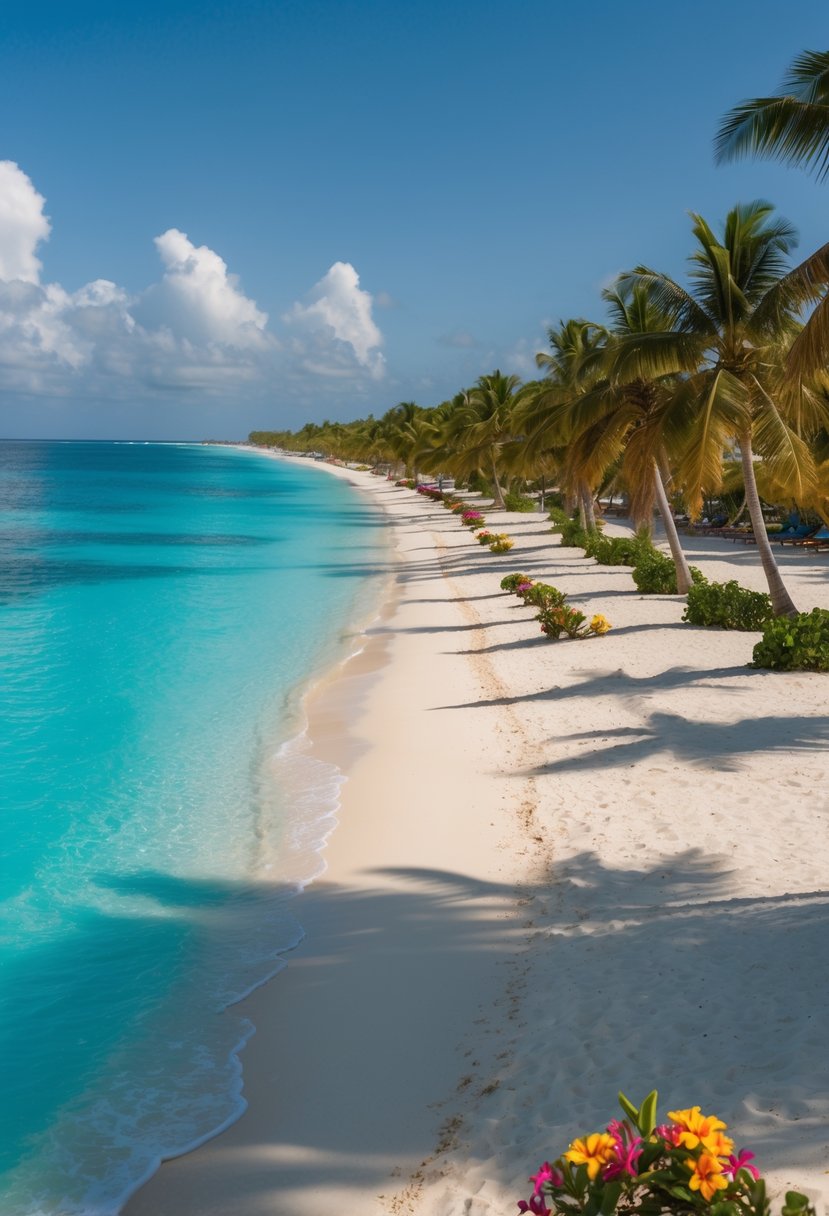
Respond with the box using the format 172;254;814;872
125;467;829;1216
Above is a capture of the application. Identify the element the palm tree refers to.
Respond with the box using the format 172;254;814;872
715;52;829;386
715;50;829;180
523;319;609;531
615;201;829;616
444;372;524;509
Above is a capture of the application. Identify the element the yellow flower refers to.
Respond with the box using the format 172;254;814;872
686;1153;728;1201
668;1106;730;1153
706;1130;736;1159
565;1133;616;1179
589;614;612;635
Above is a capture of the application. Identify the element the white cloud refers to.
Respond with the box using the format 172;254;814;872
134;228;269;349
284;261;385;380
0;164;387;405
0;161;50;284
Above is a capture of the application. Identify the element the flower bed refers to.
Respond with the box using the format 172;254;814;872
516;1091;814;1216
461;510;486;528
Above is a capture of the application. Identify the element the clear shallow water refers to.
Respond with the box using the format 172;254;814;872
0;442;390;1214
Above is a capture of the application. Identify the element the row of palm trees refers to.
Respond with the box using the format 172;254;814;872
251;51;829;618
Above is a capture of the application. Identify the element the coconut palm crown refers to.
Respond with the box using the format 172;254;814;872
613;200;829;616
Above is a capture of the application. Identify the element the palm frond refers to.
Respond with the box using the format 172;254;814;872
749;375;817;501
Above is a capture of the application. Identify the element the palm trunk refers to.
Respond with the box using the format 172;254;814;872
490;448;505;510
652;461;692;595
580;482;597;532
739;430;798;617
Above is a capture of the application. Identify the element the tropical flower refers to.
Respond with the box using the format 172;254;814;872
724;1149;761;1181
686;1152;729;1201
564;1133;617;1179
602;1120;642;1180
529;1162;563;1196
589;614;612;635
517;1196;551;1215
668;1106;733;1154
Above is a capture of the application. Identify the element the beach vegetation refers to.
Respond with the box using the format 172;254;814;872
461;509;486;528
516;1091;816;1216
519;583;567;609
537;603;610;639
504;491;537;512
488;534;514;552
683;581;774;630
752;607;829;670
476;530;494;545
583;529;654;567
632;550;705;595
500;573;533;592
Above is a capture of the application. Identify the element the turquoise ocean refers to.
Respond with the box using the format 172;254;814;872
0;441;390;1214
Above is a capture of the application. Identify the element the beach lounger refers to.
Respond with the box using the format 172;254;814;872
777;524;822;546
784;524;829;548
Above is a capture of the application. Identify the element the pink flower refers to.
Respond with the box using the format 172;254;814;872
517;1196;551;1215
656;1123;684;1147
723;1150;760;1181
602;1120;642;1181
529;1162;563;1196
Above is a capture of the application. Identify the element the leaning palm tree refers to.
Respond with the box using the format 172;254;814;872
615;201;829;617
715;52;829;386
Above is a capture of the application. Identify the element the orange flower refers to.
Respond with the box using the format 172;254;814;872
668;1106;731;1153
686;1153;728;1201
565;1133;616;1180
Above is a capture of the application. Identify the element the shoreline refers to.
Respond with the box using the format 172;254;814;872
125;467;829;1216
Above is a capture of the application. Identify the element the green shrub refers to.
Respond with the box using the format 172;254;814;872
752;607;829;670
503;491;536;512
547;505;572;528
556;519;589;548
683;580;773;631
632;550;704;594
500;572;532;592
466;472;492;495
536;604;612;639
488;534;514;552
583;530;655;567
520;582;567;609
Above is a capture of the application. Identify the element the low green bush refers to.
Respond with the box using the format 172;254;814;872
503;491;536;512
632;550;704;594
752;607;829;670
556;519;589;548
500;572;532;592
548;505;573;528
520;582;567;609
683;580;773;631
583;530;655;567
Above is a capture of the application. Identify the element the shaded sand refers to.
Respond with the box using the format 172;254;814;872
125;468;829;1216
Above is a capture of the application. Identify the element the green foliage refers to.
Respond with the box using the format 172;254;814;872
488;534;514;552
752;608;829;671
466;471;492;495
584;530;655;567
520;582;567;609
537;603;589;638
557;519;589;548
683;580;774;631
500;572;532;592
632;550;704;594
503;491;536;512
548;505;572;528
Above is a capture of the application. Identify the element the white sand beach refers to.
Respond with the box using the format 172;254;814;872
125;463;829;1216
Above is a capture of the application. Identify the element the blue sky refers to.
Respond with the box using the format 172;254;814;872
1;0;828;439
